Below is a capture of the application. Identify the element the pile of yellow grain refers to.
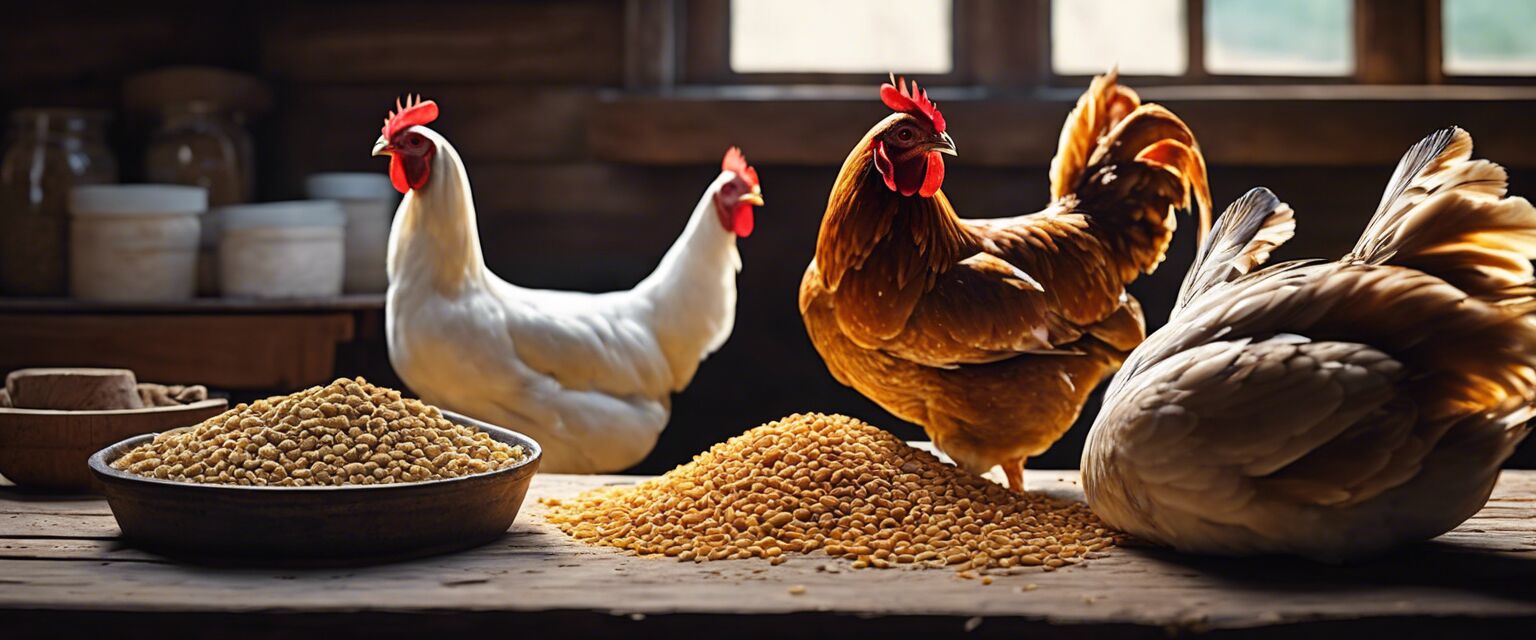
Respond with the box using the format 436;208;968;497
544;413;1112;572
112;377;527;486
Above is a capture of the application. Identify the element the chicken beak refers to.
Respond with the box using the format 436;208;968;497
372;136;391;157
738;184;765;207
933;132;958;157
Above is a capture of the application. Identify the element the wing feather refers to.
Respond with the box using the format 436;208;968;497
498;285;675;397
1101;337;1416;515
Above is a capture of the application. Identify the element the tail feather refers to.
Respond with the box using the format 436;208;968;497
1350;127;1536;301
1175;187;1297;311
1049;70;1141;202
1136;136;1213;240
1048;71;1213;273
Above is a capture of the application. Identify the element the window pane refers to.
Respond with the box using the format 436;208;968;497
1205;0;1352;76
729;0;952;74
1444;0;1536;75
1051;0;1186;76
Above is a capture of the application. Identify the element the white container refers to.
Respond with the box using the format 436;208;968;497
218;200;345;299
195;207;224;296
69;185;206;302
305;173;398;293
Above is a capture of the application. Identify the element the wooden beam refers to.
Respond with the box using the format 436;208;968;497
680;0;731;83
1425;0;1445;84
588;85;1536;168
258;1;624;84
1356;0;1432;84
1187;0;1208;79
264;85;593;197
963;0;1049;89
624;0;680;89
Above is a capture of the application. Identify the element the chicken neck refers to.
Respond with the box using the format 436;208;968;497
814;141;973;292
387;131;488;297
630;173;743;381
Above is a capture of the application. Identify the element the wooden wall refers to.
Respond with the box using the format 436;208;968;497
4;0;1533;470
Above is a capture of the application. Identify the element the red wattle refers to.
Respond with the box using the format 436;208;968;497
390;148;434;193
389;156;410;193
873;142;944;198
918;150;945;198
732;204;755;238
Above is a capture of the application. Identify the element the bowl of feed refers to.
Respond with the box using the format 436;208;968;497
0;368;228;491
88;377;541;564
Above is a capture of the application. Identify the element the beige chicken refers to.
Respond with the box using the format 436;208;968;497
1083;128;1536;560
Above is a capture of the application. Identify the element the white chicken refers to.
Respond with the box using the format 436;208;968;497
1083;128;1536;561
373;96;764;473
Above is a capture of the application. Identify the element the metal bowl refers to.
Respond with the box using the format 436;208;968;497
0;399;228;492
88;411;541;565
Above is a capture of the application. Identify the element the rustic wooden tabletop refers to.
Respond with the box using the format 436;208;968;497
2;470;1533;639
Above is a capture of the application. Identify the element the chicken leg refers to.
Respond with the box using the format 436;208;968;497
1003;457;1026;493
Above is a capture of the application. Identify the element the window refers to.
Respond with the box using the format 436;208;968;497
1051;0;1187;76
667;0;1534;87
1443;0;1536;76
1205;0;1352;76
1051;0;1352;79
728;0;952;74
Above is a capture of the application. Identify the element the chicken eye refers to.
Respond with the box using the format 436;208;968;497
898;128;914;142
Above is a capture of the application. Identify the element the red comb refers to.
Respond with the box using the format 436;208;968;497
880;74;945;133
722;146;759;187
382;94;439;139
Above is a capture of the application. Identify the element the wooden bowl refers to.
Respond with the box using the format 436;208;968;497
88;411;542;565
0;399;228;492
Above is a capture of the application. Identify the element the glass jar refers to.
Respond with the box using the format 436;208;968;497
144;100;246;207
0;109;118;296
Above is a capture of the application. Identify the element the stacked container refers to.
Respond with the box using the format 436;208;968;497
217;201;346;299
68;185;207;302
305;173;399;293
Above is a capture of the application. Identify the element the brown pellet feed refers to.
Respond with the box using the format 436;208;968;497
111;377;528;486
544;413;1114;573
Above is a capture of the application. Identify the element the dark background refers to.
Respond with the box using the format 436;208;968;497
3;0;1534;471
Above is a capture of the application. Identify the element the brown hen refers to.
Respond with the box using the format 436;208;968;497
1084;128;1536;560
800;72;1211;491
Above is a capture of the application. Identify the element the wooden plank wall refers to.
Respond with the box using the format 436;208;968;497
3;0;1532;470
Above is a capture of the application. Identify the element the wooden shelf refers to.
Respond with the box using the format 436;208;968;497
2;470;1533;638
0;295;384;314
0;296;386;391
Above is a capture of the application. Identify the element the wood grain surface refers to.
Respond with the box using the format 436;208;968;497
0;470;1532;639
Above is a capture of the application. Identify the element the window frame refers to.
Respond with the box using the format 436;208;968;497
609;0;1536;170
1435;0;1536;84
647;0;1532;90
1049;0;1359;86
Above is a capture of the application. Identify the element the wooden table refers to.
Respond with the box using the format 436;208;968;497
2;471;1533;639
